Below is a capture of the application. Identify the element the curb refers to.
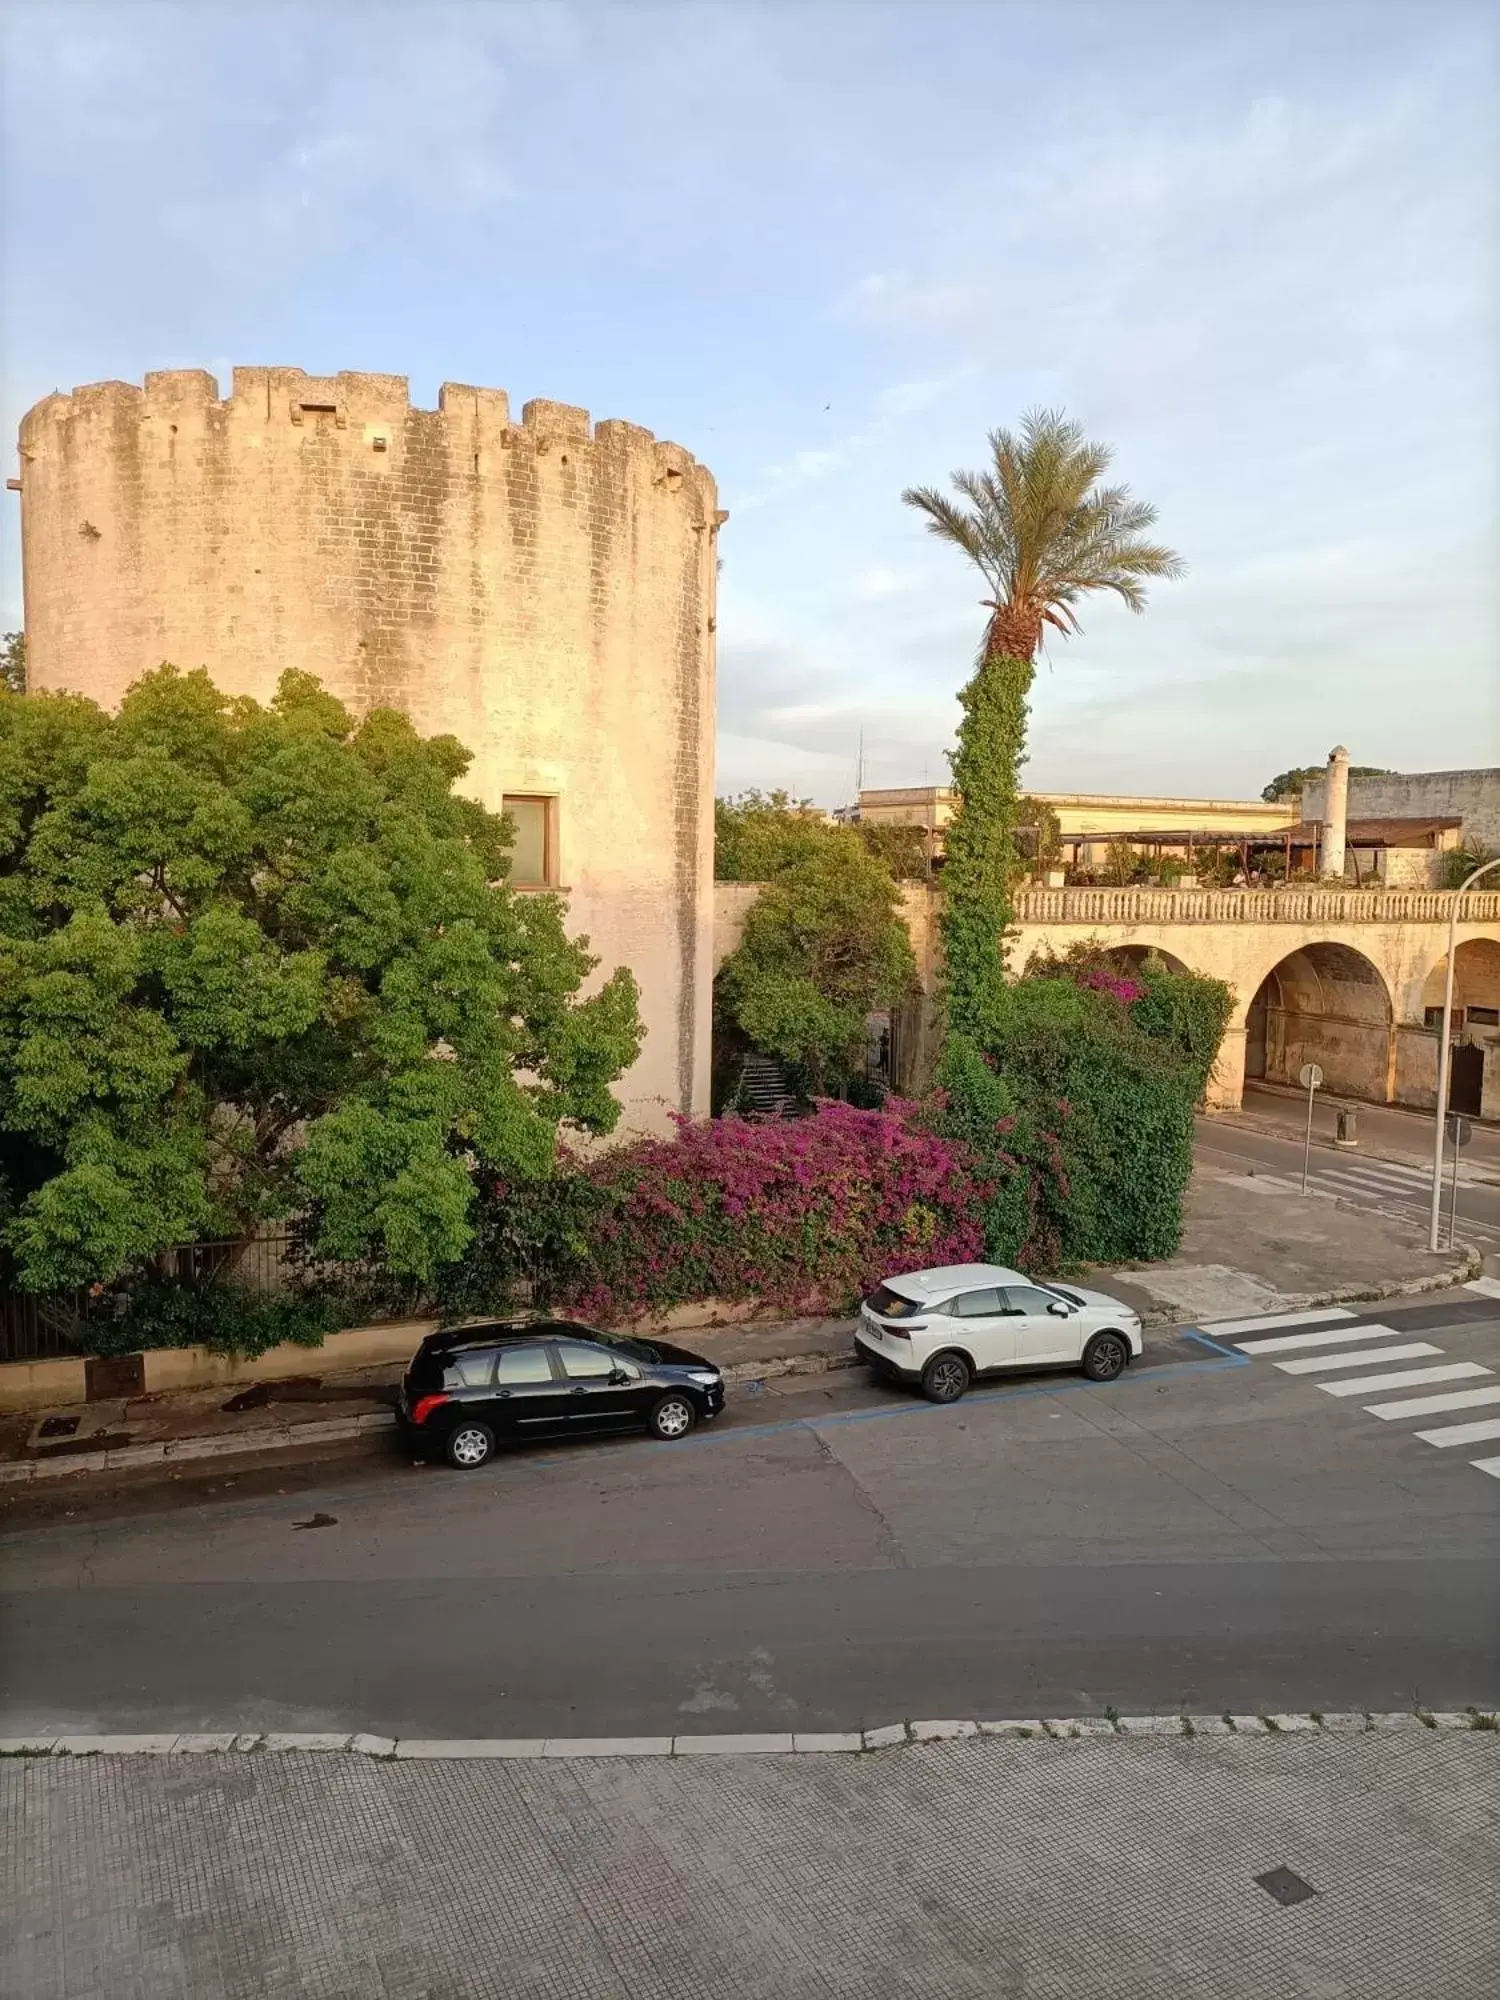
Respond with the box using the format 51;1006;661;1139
2;1711;1494;1760
0;1409;397;1485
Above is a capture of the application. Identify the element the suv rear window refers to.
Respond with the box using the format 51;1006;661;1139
867;1284;925;1319
443;1348;497;1389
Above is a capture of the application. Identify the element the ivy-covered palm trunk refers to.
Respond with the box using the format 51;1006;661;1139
939;649;1034;1041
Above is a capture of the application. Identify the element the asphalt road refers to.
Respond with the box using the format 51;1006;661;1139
1196;1113;1500;1252
2;1293;1497;1738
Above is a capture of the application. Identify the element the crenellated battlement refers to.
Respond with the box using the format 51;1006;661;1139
18;369;713;500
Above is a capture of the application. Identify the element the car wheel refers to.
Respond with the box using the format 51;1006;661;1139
445;1421;495;1470
650;1394;697;1441
921;1351;971;1404
1082;1332;1129;1382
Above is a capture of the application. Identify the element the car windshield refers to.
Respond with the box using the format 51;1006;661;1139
1040;1284;1087;1308
867;1284;926;1319
595;1331;660;1363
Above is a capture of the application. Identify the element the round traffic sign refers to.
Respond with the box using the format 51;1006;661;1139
1446;1112;1473;1148
1299;1063;1324;1089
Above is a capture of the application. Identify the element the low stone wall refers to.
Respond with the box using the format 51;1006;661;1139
0;1302;778;1412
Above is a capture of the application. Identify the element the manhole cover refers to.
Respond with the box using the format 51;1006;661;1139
1254;1867;1317;1907
37;1415;80;1439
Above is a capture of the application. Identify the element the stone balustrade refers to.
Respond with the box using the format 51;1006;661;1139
1012;887;1500;926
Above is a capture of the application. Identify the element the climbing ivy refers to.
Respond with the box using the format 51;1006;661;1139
939;651;1033;1042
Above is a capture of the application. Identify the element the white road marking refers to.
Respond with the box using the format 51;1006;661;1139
1467;1277;1500;1301
1320;1362;1491;1398
1201;1308;1355;1337
1321;1168;1424;1193
1412;1418;1500;1449
1364;1385;1500;1420
1471;1457;1500;1480
1236;1324;1405;1355
1275;1342;1441;1376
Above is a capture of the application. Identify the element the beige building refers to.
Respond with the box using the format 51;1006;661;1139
14;367;724;1134
853;764;1464;887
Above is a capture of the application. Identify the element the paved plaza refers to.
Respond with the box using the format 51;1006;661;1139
5;1731;1496;1998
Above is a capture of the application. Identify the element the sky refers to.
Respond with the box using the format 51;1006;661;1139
1;0;1496;806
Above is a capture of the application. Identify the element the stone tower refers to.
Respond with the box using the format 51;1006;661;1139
14;367;724;1133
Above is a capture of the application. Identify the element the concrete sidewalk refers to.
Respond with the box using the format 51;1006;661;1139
6;1731;1495;1998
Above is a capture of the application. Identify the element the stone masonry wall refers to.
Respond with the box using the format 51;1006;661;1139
16;368;722;1134
1302;768;1500;849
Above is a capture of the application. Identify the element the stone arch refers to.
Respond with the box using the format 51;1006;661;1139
1097;943;1193;977
1244;941;1394;1103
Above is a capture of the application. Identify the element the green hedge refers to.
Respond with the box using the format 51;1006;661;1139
76;1279;344;1359
940;956;1231;1268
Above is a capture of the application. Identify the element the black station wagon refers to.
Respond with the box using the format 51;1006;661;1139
397;1319;727;1469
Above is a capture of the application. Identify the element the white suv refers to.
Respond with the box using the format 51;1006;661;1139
856;1262;1143;1403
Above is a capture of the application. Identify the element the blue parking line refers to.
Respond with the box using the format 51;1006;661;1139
636;1325;1251;1453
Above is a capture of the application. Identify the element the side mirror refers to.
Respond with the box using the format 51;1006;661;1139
609;1368;630;1384
1048;1301;1071;1317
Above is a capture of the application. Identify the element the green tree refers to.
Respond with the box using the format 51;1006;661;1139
1262;764;1391;804
0;665;642;1289
903;409;1182;1035
1;632;23;696
715;817;915;1096
714;789;824;881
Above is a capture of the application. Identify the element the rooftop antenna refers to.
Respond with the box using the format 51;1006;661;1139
856;727;865;797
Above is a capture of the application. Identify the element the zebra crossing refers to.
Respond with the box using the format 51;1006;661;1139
1214;1151;1500;1249
1199;1291;1500;1482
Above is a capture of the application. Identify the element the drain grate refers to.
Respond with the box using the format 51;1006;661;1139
1255;1867;1317;1908
37;1415;80;1439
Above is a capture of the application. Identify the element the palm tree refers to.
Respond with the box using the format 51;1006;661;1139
902;408;1182;663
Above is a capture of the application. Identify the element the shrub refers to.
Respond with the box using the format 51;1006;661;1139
939;955;1231;1269
78;1278;344;1358
452;1101;997;1326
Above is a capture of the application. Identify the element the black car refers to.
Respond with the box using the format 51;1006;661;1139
397;1319;727;1469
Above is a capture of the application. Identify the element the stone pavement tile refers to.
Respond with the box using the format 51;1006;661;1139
259;1733;351;1752
1230;1714;1270;1733
672;1733;795;1755
52;1736;181;1755
1317;1712;1372;1734
393;1738;545;1758
1366;1711;1426;1732
909;1719;979;1741
1116;1715;1184;1735
169;1733;239;1753
977;1719;1045;1736
862;1723;909;1748
1266;1713;1318;1733
540;1738;672;1757
348;1733;396;1757
791;1733;862;1752
1426;1712;1477;1729
0;1736;58;1754
1183;1716;1233;1736
1044;1716;1117;1737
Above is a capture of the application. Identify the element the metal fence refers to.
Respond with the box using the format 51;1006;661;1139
0;1235;307;1365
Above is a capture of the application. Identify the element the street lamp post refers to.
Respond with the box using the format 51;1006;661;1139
1428;855;1500;1251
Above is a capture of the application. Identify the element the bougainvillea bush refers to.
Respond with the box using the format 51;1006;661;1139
448;1099;998;1325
